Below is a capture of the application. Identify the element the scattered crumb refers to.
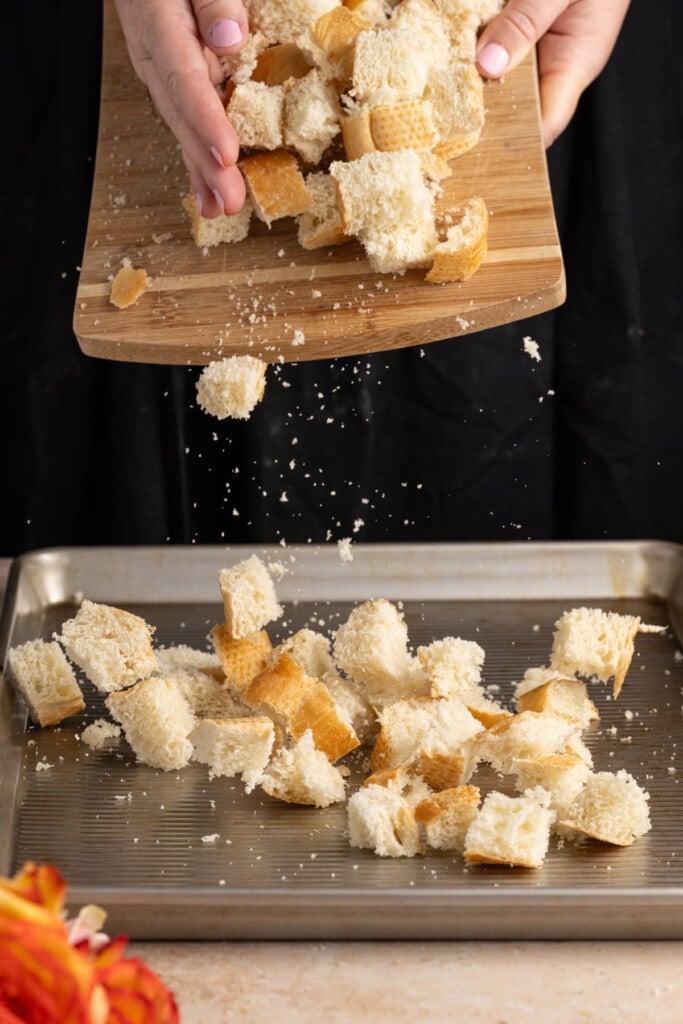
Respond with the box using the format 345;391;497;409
522;336;541;362
337;538;353;563
109;265;150;309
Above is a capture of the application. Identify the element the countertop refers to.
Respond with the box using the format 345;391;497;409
1;556;681;1022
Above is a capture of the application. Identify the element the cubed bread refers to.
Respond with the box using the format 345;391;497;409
182;193;253;248
333;597;427;706
155;644;224;679
297;171;347;249
417;733;483;790
347;784;423;857
514;665;573;700
272;627;336;678
80;719;122;750
479;710;582;775
171;669;249;719
517;677;599;729
283;70;341;164
218;555;283;639
370;695;483;774
417;636;485;698
311;5;371;83
389;0;451;73
248;0;342;45
196;355;267;421
352;25;430;106
363;763;433;808
241;149;312;226
7;639;85;727
415;784;480;851
549;607;664;698
211;625;273;694
432;0;503;59
190;716;276;791
425;61;484;159
106;678;195;771
260;729;346;806
425;195;488;283
510;752;591;815
464;788;555;868
57;599;157;693
330;149;438;273
557;770;651;846
227;81;285;150
244;653;360;761
252;42;312;85
369;99;436;152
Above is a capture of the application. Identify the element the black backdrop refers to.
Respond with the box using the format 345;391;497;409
1;1;681;555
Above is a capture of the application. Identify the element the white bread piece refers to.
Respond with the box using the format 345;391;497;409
464;787;555;868
418;149;454;182
211;625;273;694
550;607;664;698
369;99;436;152
155;644;223;678
190;716;275;790
425;61;484;156
227;81;285;150
241;149;312;226
247;0;342;45
172;670;250;720
418;732;484;790
310;5;372;83
363;762;433;808
283;70;341;164
517;677;599;729
220;30;269;84
432;0;503;59
344;0;391;24
251;42;312;85
196;355;267;421
330;149;438;273
80;718;122;750
182;193;253;248
297;171;347;249
370;695;483;773
417;636;485;698
557;770;651;846
106;678;195;771
352;26;430;106
272;627;376;743
514;665;572;700
260;729;346;805
7;640;85;727
480;710;582;775
57;599;157;694
425;195;488;283
415;784;480;851
510;753;591;815
339;108;375;161
218;555;283;640
333;597;427;706
347;784;422;857
244;653;360;761
388;0;451;73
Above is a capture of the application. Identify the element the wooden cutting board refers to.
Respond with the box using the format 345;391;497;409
73;0;565;365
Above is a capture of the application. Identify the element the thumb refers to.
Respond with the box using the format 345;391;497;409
476;0;568;78
192;0;249;55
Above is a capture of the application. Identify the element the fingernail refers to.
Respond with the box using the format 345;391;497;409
195;192;204;215
209;19;242;48
212;188;225;214
210;145;225;168
477;42;509;77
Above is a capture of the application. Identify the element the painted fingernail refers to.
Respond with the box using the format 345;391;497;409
210;145;225;168
212;188;225;214
209;19;242;48
195;192;204;215
477;42;509;77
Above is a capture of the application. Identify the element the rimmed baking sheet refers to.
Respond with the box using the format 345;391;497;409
1;541;682;939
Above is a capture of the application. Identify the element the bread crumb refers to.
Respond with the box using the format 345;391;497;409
81;719;122;750
523;336;541;361
337;537;353;562
109;265;150;308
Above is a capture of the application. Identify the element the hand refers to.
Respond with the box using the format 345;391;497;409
476;0;631;147
114;0;249;217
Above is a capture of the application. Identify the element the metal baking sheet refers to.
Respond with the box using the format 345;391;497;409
1;541;682;940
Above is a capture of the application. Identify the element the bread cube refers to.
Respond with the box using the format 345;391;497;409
557;770;651;846
190;716;276;791
57;599;157;693
218;555;282;639
347;784;422;857
106;678;195;771
415;784;480;851
182;193;253;248
260;729;346;806
464;788;555;868
8;639;84;726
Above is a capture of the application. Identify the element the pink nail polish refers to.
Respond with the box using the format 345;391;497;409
195;192;204;215
212;188;225;214
210;145;225;168
477;42;509;77
209;19;242;48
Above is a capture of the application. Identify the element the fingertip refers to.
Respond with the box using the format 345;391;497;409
476;41;510;79
208;18;243;50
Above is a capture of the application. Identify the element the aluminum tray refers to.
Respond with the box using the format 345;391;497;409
1;542;683;940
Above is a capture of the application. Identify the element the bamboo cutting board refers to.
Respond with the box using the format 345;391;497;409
73;0;565;365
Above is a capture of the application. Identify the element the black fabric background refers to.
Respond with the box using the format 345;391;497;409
0;0;681;555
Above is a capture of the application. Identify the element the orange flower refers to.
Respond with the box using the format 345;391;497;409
0;864;178;1024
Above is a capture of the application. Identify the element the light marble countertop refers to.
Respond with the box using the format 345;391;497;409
1;555;681;1021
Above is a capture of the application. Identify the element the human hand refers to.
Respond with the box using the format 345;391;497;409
114;0;249;217
476;0;631;147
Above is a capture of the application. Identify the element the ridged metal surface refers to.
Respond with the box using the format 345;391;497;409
1;545;682;938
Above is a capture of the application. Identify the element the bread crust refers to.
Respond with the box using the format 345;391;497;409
211;625;273;694
241;150;313;225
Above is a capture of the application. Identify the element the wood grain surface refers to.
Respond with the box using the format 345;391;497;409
73;0;565;366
